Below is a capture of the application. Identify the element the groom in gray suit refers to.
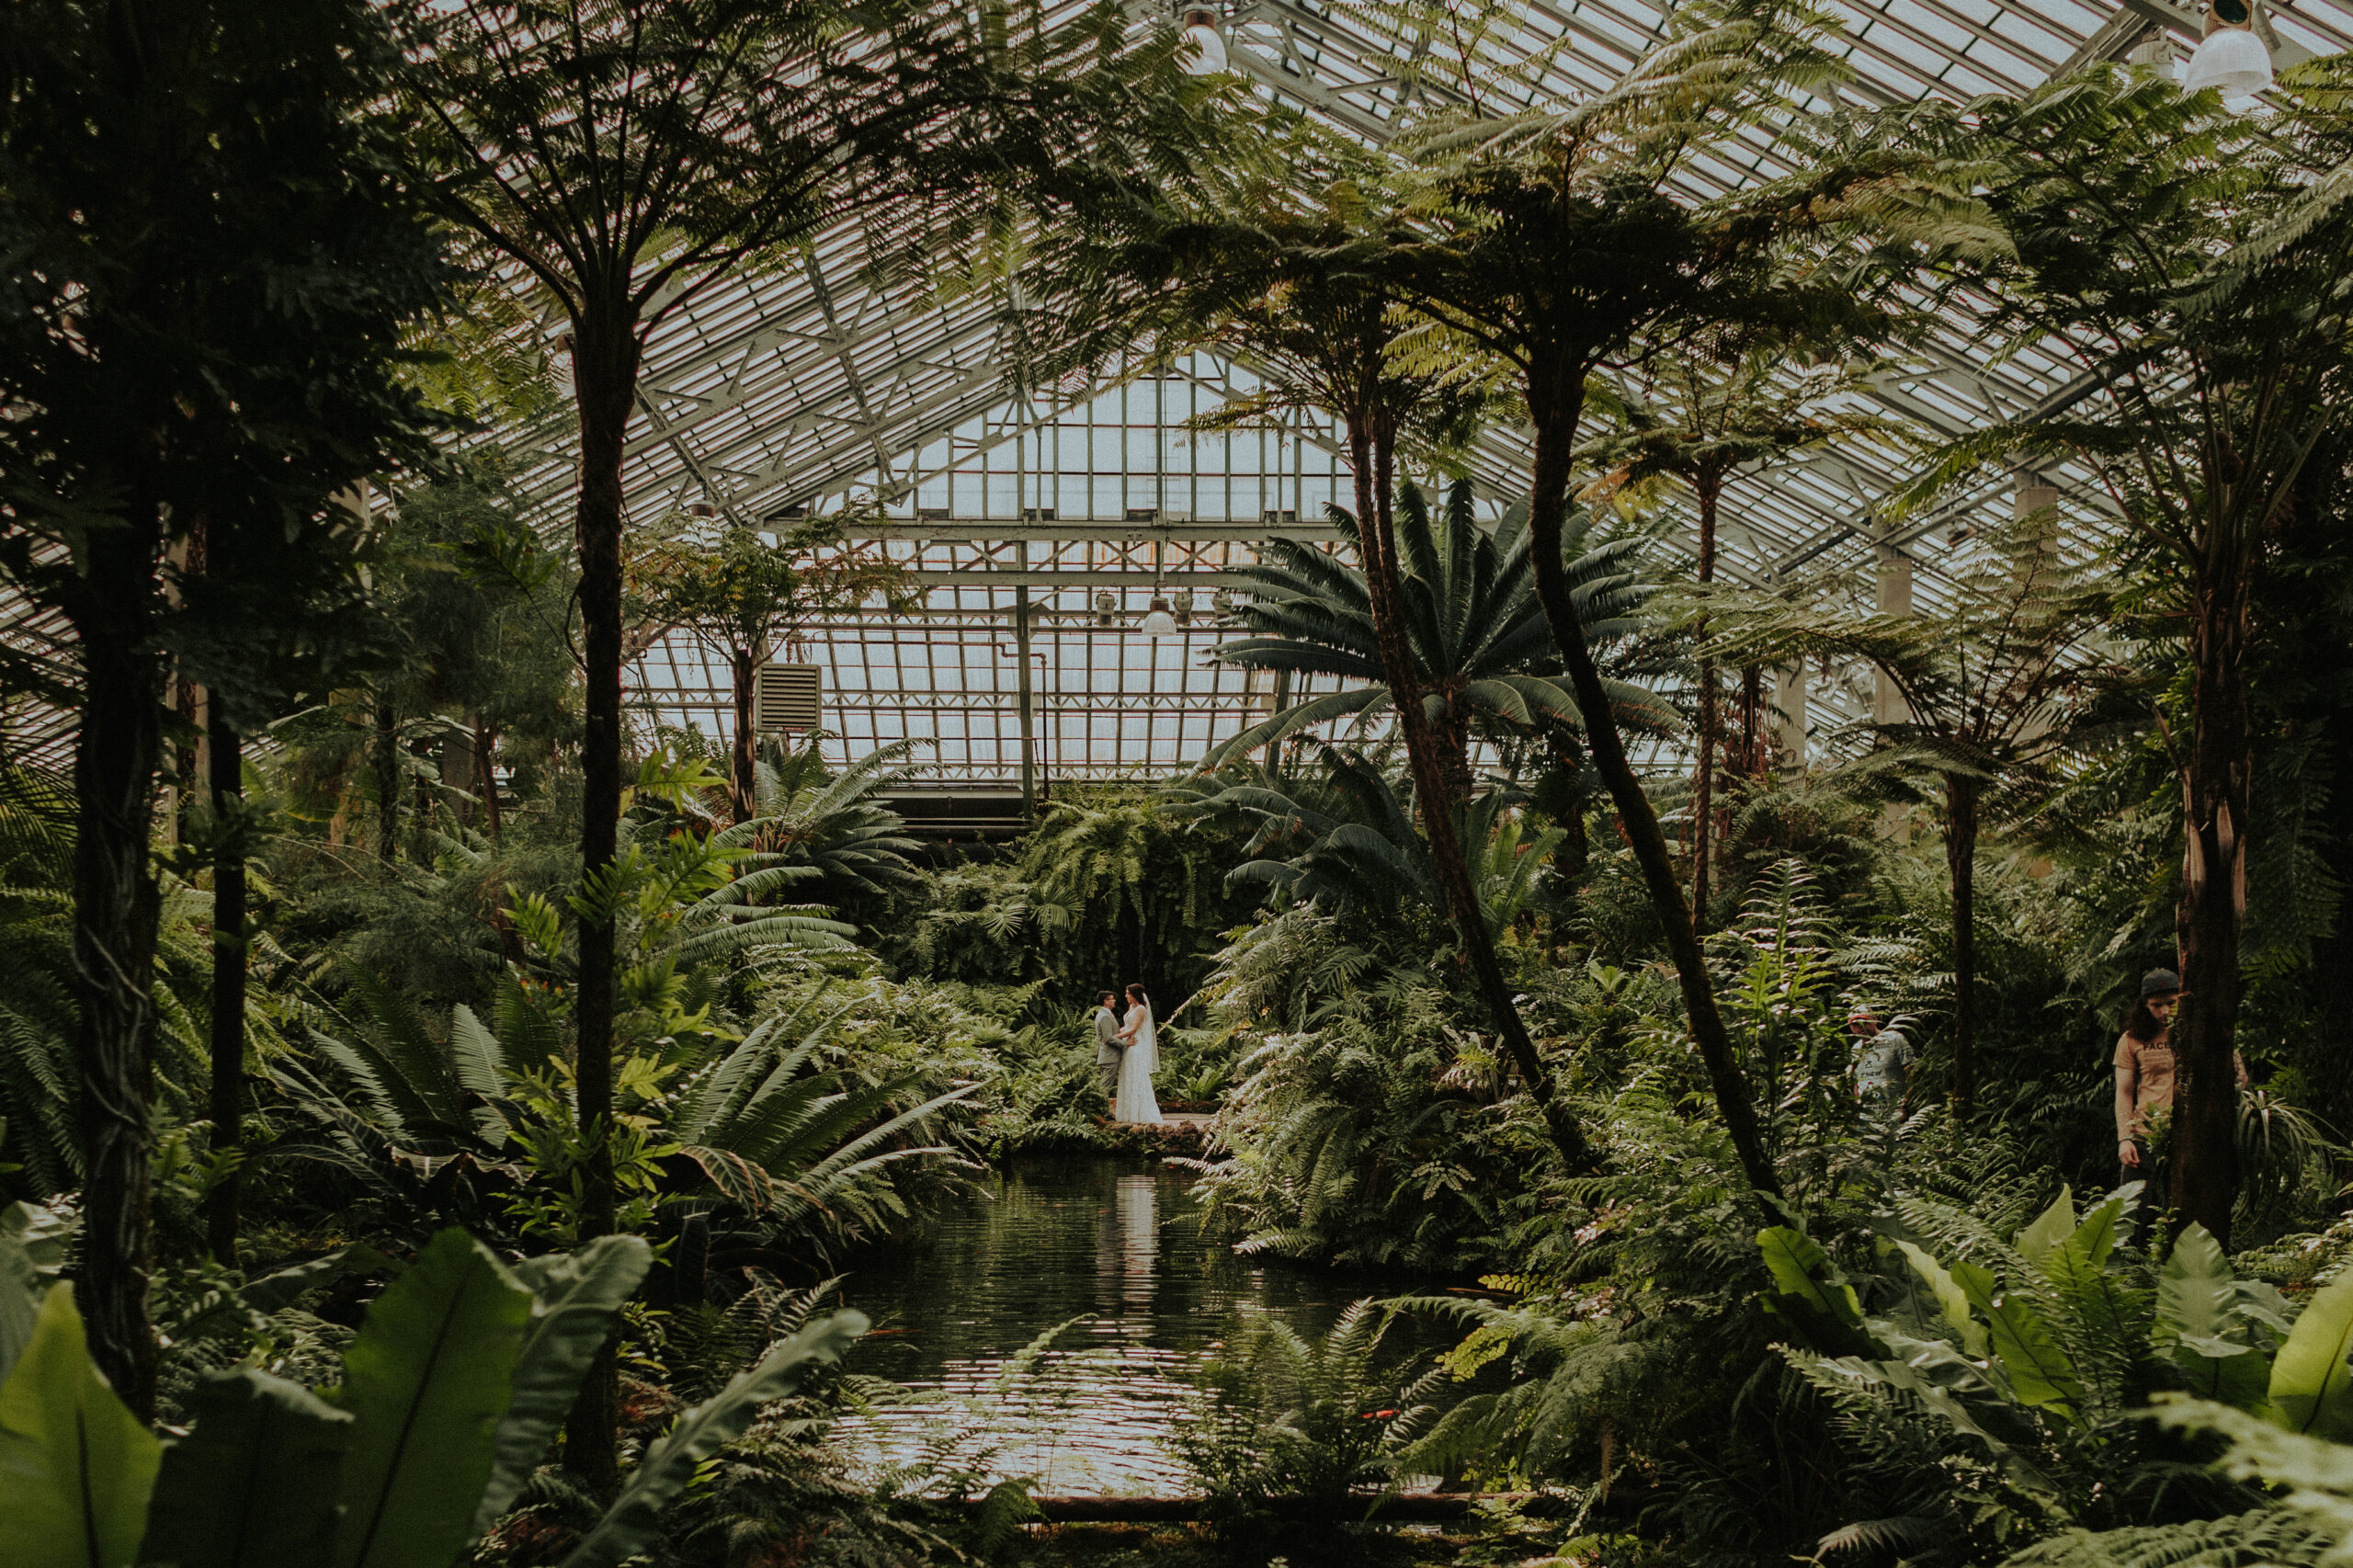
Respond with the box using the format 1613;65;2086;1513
1092;991;1124;1111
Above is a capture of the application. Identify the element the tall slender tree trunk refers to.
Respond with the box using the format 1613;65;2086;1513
373;694;399;862
1438;709;1474;805
1524;372;1779;1198
1550;730;1591;872
563;307;640;1493
475;717;503;845
174;676;200;843
206;711;245;1267
1690;470;1722;926
731;643;759;824
1942;774;1979;1122
63;516;167;1417
2173;566;2251;1244
1344;412;1593;1173
411;733;434;846
1741;665;1764;780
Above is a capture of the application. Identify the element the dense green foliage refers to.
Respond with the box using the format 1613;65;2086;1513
17;2;2353;1565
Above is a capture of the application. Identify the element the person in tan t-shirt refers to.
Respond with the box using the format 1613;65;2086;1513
2115;967;2247;1212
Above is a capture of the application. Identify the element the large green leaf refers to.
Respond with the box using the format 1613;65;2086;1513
1952;1260;2084;1417
1896;1241;1989;1358
2175;1332;2274;1412
558;1309;868;1568
330;1228;531;1568
0;1201;70;1273
0;1202;70;1385
1756;1226;1874;1357
0;1284;162;1568
2268;1269;2353;1438
2041;1197;2143;1379
2158;1224;2237;1344
467;1235;653;1540
139;1369;352;1568
2154;1231;2287;1414
2014;1187;2075;1267
0;1239;40;1390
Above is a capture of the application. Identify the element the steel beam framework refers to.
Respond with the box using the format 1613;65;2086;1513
20;0;2353;779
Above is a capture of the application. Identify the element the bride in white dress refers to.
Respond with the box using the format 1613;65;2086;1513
1112;984;1163;1124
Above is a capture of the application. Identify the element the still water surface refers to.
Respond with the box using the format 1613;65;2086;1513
838;1154;1411;1496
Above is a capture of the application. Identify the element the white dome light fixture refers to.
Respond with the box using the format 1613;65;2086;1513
1141;595;1181;636
1179;6;1229;74
2185;0;2273;102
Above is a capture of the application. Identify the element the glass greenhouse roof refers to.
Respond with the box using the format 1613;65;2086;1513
13;0;2340;781
523;0;2353;790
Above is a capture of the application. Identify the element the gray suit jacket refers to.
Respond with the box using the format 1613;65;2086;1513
1093;1006;1124;1064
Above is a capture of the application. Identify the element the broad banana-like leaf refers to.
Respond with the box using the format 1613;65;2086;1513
0;1241;40;1389
0;1201;69;1273
330;1227;531;1568
2175;1333;2273;1411
0;1202;69;1384
0;1284;161;1568
467;1234;653;1540
2159;1224;2238;1344
1896;1241;1989;1358
1757;1227;1877;1358
2235;1279;2299;1341
1952;1260;2084;1418
2152;1224;2271;1411
2268;1269;2353;1437
2014;1187;2075;1267
558;1309;868;1568
139;1368;353;1568
1758;1227;1863;1325
2063;1196;2122;1274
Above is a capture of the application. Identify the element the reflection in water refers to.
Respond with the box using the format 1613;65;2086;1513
1114;1174;1156;1315
835;1155;1413;1496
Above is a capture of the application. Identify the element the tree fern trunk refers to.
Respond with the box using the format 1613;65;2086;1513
373;693;398;862
563;304;637;1494
1943;773;1979;1122
63;506;167;1417
2174;561;2250;1244
1691;471;1722;927
1345;413;1592;1173
1741;665;1764;781
207;711;245;1267
731;643;758;824
475;717;502;846
1525;369;1779;1198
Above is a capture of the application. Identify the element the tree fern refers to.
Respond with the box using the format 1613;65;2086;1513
1202;482;1664;777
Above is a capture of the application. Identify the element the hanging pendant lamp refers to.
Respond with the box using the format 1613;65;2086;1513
1179;7;1228;74
1141;596;1180;636
2186;0;2273;101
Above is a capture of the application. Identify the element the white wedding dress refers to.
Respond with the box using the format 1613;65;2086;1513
1113;1003;1163;1124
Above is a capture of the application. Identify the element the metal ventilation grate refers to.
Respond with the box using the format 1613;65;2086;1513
752;664;823;733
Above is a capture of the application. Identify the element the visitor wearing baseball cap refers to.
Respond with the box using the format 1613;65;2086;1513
1848;1005;1915;1119
2115;965;2245;1230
